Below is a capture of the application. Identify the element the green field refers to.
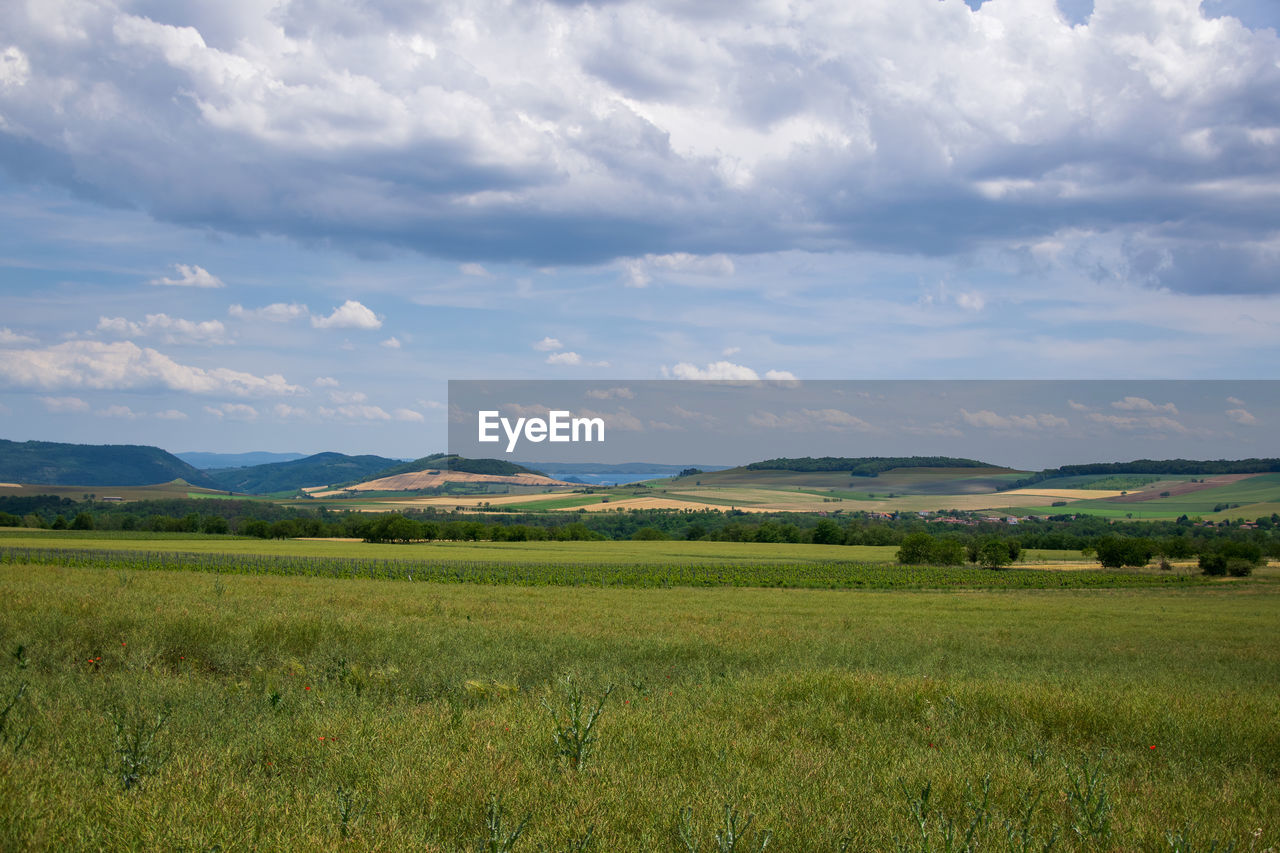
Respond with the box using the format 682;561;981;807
0;547;1276;850
1013;473;1280;520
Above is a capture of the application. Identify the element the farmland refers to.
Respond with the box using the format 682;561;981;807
0;533;1277;849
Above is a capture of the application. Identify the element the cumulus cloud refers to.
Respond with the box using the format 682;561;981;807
0;341;302;396
314;376;339;388
97;314;228;345
0;328;36;345
154;409;188;420
960;409;1070;430
546;351;581;366
667;361;792;380
204;402;258;420
273;403;308;418
533;337;563;351
149;264;223;288
380;336;401;349
1111;396;1178;414
460;263;490;277
229;303;309;322
393;408;424;422
95;404;137;419
317;404;391;421
39;395;89;413
749;408;875;432
585;386;635;400
3;0;1278;292
311;301;381;330
1087;412;1189;434
1226;407;1258;425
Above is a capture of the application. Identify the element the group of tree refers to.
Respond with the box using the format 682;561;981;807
745;456;988;476
896;532;1021;568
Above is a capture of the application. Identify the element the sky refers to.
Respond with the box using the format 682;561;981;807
449;380;1280;469
1;0;1278;460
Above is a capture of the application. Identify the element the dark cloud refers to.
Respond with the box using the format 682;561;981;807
0;0;1277;291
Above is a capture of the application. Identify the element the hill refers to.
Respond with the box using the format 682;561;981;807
357;453;547;482
745;456;992;476
204;452;401;494
0;439;217;488
176;451;308;469
1000;458;1280;491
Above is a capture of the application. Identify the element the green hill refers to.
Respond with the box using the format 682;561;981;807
0;439;217;487
745;456;992;476
1000;458;1280;491
204;452;401;494
357;453;548;482
670;458;1023;495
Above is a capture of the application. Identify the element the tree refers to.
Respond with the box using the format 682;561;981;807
811;519;844;545
978;538;1013;569
71;512;94;530
896;532;934;565
1095;536;1154;569
931;537;967;566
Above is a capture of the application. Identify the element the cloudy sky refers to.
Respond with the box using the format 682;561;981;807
1;0;1278;458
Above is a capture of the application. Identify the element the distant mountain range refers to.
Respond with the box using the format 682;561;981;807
0;439;216;488
175;451;308;469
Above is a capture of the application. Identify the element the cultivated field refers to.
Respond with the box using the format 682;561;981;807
0;535;1276;850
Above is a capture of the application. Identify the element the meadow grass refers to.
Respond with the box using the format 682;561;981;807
1;559;1277;851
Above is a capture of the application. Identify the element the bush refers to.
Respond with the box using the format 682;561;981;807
931;537;967;566
978;538;1013;569
1226;558;1254;578
896;532;934;565
1095;536;1154;569
631;526;667;541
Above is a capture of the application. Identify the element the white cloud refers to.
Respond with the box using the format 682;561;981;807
1226;396;1246;406
533;337;563;351
149;264;223;288
0;341;302;396
546;351;582;366
0;46;31;89
229;303;309;322
204;403;258;420
954;292;985;312
311;300;381;330
647;253;736;277
95;404;137;419
722;346;741;356
668;361;759;380
960;409;1069;430
1226;408;1258;425
154;409;188;420
273;403;308;418
1111;397;1178;414
97;314;228;345
317;404;391;421
393;408;424;422
586;386;635;400
622;260;651;289
1087;412;1190;434
39;395;89;413
314;376;339;388
763;369;797;381
749;408;874;432
460;263;490;277
1067;400;1090;411
380;336;401;349
0;328;36;345
329;390;367;404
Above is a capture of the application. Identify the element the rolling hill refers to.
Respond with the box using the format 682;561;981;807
0;439;217;488
203;452;401;494
176;451;308;469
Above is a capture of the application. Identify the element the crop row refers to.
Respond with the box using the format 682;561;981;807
0;545;1213;590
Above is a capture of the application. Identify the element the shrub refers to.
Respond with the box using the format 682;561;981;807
896;532;934;565
978;538;1013;569
1226;558;1254;578
1095;536;1154;569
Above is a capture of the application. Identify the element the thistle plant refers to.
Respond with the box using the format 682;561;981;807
334;784;369;839
678;805;772;852
477;794;530;853
541;674;614;770
109;702;172;791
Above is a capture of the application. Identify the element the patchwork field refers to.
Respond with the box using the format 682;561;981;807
0;542;1275;850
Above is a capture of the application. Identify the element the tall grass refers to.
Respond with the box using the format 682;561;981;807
0;562;1276;849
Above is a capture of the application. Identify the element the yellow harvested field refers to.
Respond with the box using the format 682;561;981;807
998;488;1126;500
571;496;764;512
0;483;21;488
309;469;570;496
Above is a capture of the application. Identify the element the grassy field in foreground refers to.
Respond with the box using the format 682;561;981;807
1;561;1278;850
